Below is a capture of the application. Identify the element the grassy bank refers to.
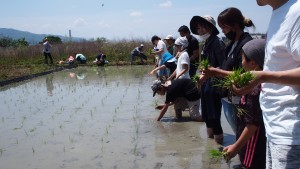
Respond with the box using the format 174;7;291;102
0;40;154;82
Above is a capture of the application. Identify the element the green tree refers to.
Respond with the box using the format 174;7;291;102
44;36;62;44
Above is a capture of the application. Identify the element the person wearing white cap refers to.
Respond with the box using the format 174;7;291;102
168;37;190;80
190;15;226;144
130;44;147;65
151;35;170;80
164;35;176;56
177;25;200;78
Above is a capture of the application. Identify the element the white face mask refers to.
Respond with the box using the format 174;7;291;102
199;33;210;41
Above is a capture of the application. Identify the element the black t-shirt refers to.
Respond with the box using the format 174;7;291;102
165;79;200;104
236;86;266;169
221;32;252;71
187;35;199;63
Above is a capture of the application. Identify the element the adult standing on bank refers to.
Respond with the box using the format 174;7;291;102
178;25;199;78
43;38;53;65
233;0;300;168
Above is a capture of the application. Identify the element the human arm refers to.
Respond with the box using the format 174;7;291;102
156;103;173;121
152;48;163;55
175;64;188;79
233;67;300;95
202;66;232;78
149;65;166;75
223;124;258;160
167;68;177;81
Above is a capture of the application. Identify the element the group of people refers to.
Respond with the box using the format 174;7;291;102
43;39;107;66
151;0;300;169
56;53;108;66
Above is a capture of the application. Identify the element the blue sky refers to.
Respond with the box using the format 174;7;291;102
0;0;272;40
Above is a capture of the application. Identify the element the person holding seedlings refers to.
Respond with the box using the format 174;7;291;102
167;37;190;80
190;15;226;144
151;35;169;80
130;44;147;65
233;0;300;168
151;79;202;122
217;7;255;76
43;38;53;64
200;8;255;138
222;39;266;169
75;53;87;64
178;25;199;78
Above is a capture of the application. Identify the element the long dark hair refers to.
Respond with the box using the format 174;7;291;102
218;7;255;30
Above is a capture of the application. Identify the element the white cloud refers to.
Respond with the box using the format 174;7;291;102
130;11;142;17
159;0;172;8
73;17;88;27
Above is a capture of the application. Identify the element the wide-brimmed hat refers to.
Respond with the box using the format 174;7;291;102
151;80;162;97
190;15;219;35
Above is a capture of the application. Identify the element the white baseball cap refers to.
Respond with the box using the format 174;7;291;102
164;35;174;40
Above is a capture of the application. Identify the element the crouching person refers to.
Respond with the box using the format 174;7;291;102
151;79;203;122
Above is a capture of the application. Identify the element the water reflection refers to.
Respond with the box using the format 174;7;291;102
46;74;54;96
0;66;236;169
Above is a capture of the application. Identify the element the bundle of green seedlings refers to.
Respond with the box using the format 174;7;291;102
208;148;229;162
192;74;200;84
214;67;255;117
149;49;155;55
198;58;210;70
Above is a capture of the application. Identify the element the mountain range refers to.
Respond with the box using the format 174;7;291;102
0;28;84;44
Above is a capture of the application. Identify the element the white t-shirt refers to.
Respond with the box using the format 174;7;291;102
43;41;51;53
176;51;190;79
260;0;300;145
156;40;168;60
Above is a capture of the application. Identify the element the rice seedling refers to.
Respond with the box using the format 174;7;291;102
24;129;29;136
208;149;228;162
199;58;210;70
0;148;5;155
214;68;255;117
214;68;254;90
32;147;35;154
29;128;36;132
51;129;55;137
69;136;74;144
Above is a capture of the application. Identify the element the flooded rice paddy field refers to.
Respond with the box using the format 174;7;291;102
0;66;239;169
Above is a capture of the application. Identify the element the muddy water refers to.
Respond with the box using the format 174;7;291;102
0;66;239;169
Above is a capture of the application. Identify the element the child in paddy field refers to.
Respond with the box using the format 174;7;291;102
223;39;266;169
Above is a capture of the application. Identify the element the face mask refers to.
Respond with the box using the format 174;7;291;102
199;33;210;41
225;30;236;41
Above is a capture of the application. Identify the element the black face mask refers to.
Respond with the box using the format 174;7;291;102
225;30;236;41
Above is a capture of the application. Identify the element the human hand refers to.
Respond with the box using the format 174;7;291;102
149;70;155;75
201;66;218;77
198;74;207;85
155;105;164;110
232;71;262;96
223;144;238;161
